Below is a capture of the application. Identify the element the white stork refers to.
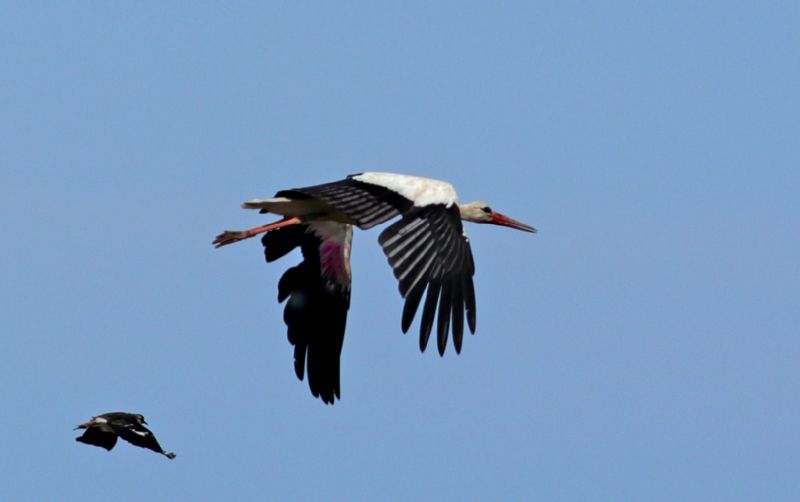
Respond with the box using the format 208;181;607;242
213;172;536;404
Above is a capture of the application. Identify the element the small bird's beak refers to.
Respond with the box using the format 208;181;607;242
490;212;537;233
74;420;91;430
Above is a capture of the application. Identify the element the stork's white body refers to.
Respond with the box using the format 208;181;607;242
352;172;458;207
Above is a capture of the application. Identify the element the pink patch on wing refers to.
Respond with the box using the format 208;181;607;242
319;240;350;284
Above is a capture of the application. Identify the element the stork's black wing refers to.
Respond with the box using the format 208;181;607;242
275;175;413;229
378;204;476;355
76;426;118;451
262;221;352;404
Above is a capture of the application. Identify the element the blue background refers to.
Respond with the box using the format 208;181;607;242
2;2;798;500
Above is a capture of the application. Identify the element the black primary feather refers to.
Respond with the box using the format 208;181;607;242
378;205;476;356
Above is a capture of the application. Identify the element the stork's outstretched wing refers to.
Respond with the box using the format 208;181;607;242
378;204;476;355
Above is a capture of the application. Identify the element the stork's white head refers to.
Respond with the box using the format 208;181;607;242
458;201;537;233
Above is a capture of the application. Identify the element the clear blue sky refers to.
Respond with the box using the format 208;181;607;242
2;2;798;500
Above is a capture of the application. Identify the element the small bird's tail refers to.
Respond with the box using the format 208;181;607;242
164;451;176;460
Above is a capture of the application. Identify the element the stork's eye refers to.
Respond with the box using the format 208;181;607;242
481;206;492;214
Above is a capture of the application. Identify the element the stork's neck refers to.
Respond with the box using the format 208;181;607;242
458;201;493;223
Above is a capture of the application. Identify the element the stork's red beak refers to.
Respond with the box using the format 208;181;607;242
490;212;537;233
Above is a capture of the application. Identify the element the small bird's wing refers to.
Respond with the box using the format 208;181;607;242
263;221;352;404
76;425;118;451
378;204;476;355
115;422;173;458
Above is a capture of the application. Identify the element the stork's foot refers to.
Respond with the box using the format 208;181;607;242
213;230;250;248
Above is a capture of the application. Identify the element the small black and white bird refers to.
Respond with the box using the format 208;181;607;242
74;412;176;459
213;172;536;404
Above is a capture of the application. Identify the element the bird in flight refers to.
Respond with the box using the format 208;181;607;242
213;172;536;404
74;412;176;459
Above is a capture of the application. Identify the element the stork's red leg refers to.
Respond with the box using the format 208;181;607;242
213;216;304;248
